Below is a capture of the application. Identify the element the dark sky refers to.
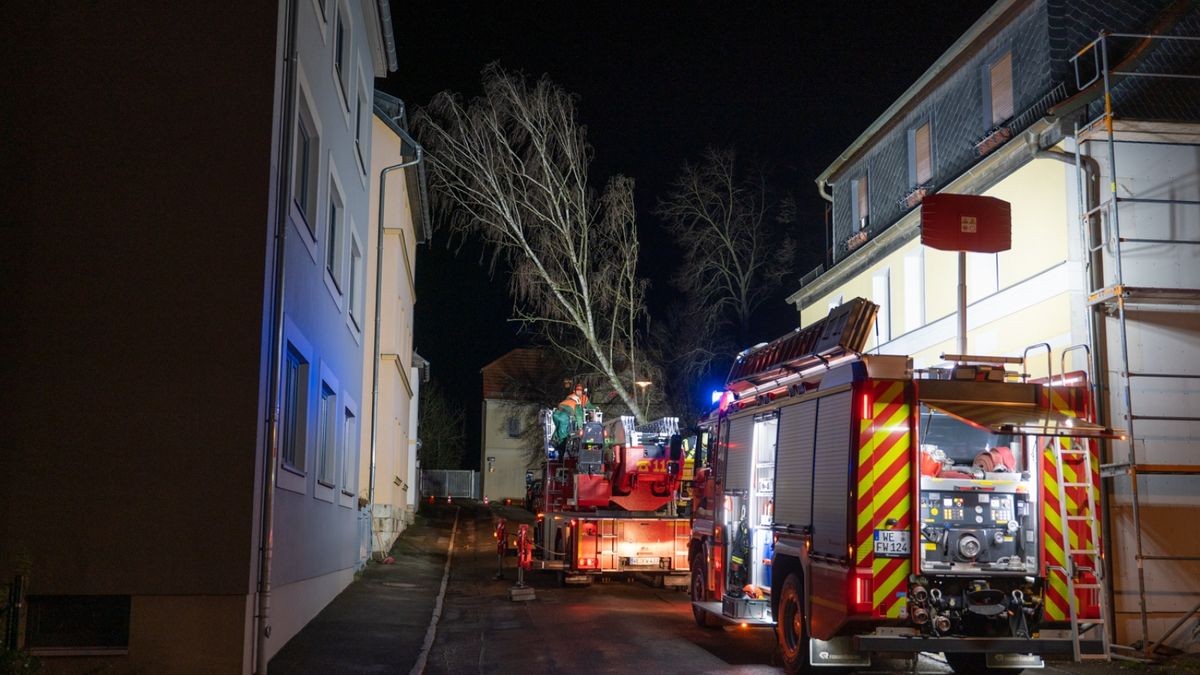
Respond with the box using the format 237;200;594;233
384;2;996;467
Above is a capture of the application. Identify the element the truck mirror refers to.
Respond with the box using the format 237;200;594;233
669;433;683;461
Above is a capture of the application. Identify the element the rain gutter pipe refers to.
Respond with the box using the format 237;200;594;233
368;121;424;529
256;0;298;671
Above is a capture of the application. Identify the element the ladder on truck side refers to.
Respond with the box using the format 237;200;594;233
1053;437;1110;661
725;297;878;395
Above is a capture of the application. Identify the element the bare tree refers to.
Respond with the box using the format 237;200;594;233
417;379;465;470
655;148;796;348
415;64;651;421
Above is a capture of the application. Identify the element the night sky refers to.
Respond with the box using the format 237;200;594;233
383;2;996;467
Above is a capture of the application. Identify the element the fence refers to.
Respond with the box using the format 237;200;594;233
420;470;479;499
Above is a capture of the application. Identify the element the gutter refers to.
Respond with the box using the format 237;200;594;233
256;0;299;672
814;0;1024;199
374;0;398;72
367;119;424;540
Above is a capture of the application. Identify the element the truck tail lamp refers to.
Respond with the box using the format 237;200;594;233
852;568;874;615
577;556;598;569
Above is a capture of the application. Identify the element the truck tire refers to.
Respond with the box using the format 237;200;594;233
777;572;809;673
690;561;719;628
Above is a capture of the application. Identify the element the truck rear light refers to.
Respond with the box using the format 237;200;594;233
577;557;597;569
852;568;873;615
861;392;872;419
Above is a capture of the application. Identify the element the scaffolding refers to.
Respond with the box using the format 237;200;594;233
1070;31;1200;660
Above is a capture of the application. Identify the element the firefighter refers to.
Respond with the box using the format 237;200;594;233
552;383;591;446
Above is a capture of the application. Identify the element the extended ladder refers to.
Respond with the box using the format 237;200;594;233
1053;437;1110;661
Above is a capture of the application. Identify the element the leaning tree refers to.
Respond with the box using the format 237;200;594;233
415;63;652;421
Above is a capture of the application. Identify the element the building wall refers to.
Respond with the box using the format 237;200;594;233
0;0;392;670
360;112;421;555
262;0;383;662
804;157;1079;376
481;399;537;501
0;2;279;672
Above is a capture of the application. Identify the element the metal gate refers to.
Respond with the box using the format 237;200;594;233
420;470;479;499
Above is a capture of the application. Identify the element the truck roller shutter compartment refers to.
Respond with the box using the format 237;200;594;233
774;400;816;531
811;391;852;557
724;415;755;494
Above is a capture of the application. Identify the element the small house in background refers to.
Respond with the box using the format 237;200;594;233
480;348;559;502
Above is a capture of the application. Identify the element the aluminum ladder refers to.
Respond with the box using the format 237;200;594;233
1053;437;1110;661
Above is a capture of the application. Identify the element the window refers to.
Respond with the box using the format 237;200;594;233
292;100;321;236
851;175;868;230
333;5;351;105
506;415;521;438
354;84;369;173
872;268;891;345
25;595;131;652
988;51;1014;126
966;252;999;302
282;345;310;472
326;178;344;292
341;406;357;497
349;234;363;328
317;383;337;487
909;122;932;187
903;249;925;333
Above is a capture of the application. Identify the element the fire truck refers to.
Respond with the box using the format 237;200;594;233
529;406;691;586
688;297;1122;672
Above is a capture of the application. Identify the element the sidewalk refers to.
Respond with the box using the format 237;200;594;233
269;501;470;675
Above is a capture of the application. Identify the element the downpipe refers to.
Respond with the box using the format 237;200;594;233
367;124;424;544
256;0;298;671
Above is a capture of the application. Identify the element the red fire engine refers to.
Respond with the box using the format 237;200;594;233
688;297;1121;672
530;408;691;586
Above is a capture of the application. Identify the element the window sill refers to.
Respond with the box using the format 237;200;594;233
315;481;336;503
278;462;307;495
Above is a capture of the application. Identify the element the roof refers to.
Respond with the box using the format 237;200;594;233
815;0;1023;189
373;91;432;243
481;348;553;400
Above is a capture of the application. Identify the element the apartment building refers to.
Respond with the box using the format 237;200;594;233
787;0;1199;654
1;1;408;672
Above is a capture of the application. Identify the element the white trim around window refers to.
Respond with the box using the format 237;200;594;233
315;363;340;503
331;0;354;122
347;227;364;340
290;68;322;263
339;394;359;508
323;160;346;310
278;315;314;495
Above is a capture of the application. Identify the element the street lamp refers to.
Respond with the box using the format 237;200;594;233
634;380;652;419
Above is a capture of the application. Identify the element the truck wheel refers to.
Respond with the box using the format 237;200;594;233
777;573;809;673
944;653;993;674
690;562;718;628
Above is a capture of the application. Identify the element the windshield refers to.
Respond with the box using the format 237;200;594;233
918;405;1024;474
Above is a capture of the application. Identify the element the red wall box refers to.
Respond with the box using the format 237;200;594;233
920;193;1012;253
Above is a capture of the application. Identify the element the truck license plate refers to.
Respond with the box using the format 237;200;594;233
629;556;658;566
873;529;910;558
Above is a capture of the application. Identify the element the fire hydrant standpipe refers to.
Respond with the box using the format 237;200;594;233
509;523;536;601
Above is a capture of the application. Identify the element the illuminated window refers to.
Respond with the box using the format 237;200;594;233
988;52;1014;126
904;249;925;332
851;175;868;230
872;268;891;344
282;345;309;473
909;122;932;187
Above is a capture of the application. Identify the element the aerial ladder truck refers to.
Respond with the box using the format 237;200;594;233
528;404;692;586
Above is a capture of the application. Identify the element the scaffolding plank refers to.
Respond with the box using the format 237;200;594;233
1087;285;1200;307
